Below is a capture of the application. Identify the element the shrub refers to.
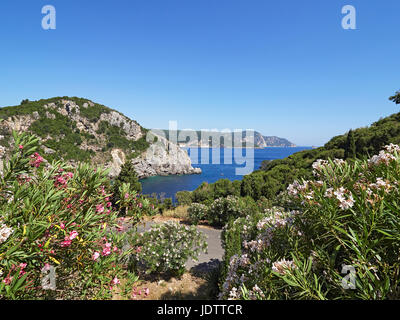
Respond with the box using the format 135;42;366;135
0;132;143;299
188;203;208;225
208;196;247;227
219;144;400;300
162;198;173;211
176;190;193;206
116;183;157;221
129;222;208;277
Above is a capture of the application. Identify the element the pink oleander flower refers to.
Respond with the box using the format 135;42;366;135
60;239;72;247
69;230;78;240
124;193;129;199
3;275;13;285
102;247;111;256
96;204;104;213
92;252;100;261
30;152;44;168
144;288;150;296
106;202;112;208
112;277;120;285
18;145;23;150
65;172;73;179
138;202;143;208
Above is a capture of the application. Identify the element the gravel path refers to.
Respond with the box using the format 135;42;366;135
136;220;224;273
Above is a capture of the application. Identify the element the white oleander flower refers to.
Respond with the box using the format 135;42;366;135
0;222;13;244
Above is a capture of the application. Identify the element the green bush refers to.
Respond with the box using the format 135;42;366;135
188;203;209;225
176;191;193;206
207;196;247;227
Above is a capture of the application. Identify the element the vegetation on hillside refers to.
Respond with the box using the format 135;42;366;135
0;97;150;164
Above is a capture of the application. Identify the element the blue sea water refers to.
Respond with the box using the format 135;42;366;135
140;147;312;201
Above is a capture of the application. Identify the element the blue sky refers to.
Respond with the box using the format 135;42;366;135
0;0;399;146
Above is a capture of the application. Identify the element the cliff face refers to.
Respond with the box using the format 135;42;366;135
255;134;296;148
0;97;201;178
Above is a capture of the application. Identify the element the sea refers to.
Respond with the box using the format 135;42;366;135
140;147;312;202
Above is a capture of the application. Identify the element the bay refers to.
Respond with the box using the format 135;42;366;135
140;147;312;202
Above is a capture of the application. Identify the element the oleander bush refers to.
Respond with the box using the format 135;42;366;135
0;132;143;300
207;196;253;227
188;203;208;225
129;222;208;277
219;144;400;300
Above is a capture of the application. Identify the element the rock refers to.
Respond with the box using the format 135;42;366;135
129;134;202;179
43;146;56;154
108;149;126;177
100;111;142;141
45;111;56;120
32;111;40;120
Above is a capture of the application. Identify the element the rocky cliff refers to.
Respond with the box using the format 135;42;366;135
0;97;201;178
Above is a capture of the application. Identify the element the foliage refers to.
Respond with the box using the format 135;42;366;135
0;132;144;299
207;196;248;227
344;129;356;159
175;191;193;206
187;203;208;225
113;161;142;198
129;222;208;277
389;90;400;105
219;144;400;300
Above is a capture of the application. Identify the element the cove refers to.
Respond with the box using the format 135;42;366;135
140;147;312;202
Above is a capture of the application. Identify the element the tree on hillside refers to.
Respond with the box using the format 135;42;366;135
389;90;400;104
113;161;142;201
344;129;357;159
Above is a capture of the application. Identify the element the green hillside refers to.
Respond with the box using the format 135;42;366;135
0;97;150;164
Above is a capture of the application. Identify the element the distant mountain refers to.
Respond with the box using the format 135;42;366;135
153;129;296;148
0;97;200;178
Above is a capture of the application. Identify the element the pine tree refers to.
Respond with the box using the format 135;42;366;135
389;90;400;105
113;161;142;199
345;129;357;159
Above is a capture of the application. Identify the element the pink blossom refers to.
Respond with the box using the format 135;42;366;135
69;230;79;240
144;288;150;296
3;276;13;285
18;145;23;150
60;239;72;247
124;193;129;199
30;152;44;168
92;252;100;261
112;277;120;285
96;204;104;213
102;247;111;256
106;202;112;208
